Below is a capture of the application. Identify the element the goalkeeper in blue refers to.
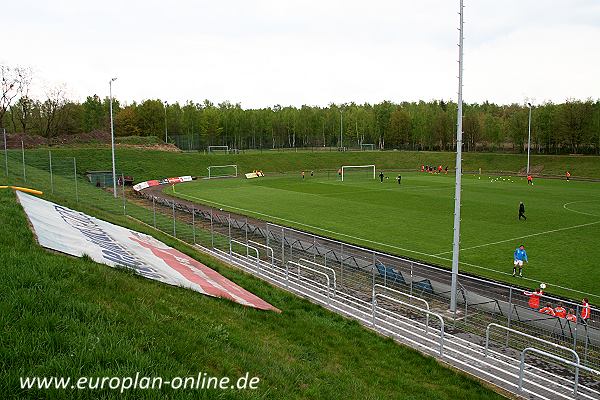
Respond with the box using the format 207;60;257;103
512;245;528;277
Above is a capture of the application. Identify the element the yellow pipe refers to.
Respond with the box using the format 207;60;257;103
0;186;43;195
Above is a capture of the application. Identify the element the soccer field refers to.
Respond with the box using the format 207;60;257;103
170;171;600;300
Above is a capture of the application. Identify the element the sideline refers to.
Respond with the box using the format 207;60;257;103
434;220;600;256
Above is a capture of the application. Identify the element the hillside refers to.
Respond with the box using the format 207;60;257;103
0;189;504;399
12;147;600;182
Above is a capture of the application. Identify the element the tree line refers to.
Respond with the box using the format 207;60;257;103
2;64;599;154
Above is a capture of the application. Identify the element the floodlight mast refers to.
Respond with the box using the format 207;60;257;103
164;101;168;143
109;77;117;198
339;109;344;149
450;0;464;313
527;102;532;174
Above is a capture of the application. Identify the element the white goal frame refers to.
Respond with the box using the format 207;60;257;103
208;145;229;153
341;165;375;182
360;143;375;151
207;164;238;179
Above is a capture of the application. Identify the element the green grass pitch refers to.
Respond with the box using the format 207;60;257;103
171;171;600;301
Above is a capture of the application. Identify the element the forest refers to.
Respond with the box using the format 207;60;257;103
2;65;599;154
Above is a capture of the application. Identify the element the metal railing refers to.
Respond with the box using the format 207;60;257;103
519;347;580;395
372;293;445;356
485;322;579;365
297;258;337;296
248;240;275;265
287;261;333;303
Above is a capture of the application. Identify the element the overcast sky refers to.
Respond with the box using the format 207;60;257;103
3;0;599;108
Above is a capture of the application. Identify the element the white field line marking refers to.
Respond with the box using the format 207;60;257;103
563;200;600;217
176;192;441;259
320;185;455;198
175;192;600;300
434;220;600;256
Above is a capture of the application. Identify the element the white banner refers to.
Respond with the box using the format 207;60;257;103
16;192;278;312
133;176;193;192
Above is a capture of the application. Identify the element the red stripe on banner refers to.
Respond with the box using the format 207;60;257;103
129;236;279;312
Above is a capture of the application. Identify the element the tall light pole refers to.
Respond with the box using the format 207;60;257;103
527;102;532;174
339;109;343;149
450;0;464;313
164;101;168;143
109;77;117;198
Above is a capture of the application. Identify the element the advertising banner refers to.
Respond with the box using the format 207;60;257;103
16;192;278;312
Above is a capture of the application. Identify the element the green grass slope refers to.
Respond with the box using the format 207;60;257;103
0;189;504;399
12;147;600;182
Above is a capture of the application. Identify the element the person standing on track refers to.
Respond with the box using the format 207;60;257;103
581;298;591;323
513;244;528;277
524;287;543;309
518;202;527;220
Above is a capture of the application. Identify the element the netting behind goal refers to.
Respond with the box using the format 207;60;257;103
341;165;375;181
208;145;229;153
207;165;238;179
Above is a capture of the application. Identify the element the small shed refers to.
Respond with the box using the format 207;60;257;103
85;171;134;187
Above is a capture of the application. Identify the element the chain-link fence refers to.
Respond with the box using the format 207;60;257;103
2;147;599;383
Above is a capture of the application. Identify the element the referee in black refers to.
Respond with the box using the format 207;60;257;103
518;201;527;220
379;171;384;183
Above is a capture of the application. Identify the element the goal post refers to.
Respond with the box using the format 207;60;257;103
208;145;229;153
360;143;375;151
207;164;238;179
341;165;375;182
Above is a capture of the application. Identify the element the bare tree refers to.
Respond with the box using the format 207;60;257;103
0;65;32;129
40;84;67;142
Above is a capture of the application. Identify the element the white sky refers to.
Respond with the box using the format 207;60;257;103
3;0;599;108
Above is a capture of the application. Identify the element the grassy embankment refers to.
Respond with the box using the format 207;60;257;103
0;188;505;399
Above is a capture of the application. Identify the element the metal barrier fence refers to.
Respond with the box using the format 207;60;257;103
2;148;600;381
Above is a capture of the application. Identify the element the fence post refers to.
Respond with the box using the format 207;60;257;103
21;140;26;182
313;235;316;262
74;158;78;204
340;242;344;286
192;206;196;245
410;262;413;296
281;227;285;265
152;196;156;228
573;304;580;350
266;223;270;252
122;173;126;215
3;128;7;178
49;150;54;194
506;287;513;347
210;208;214;249
245;217;248;255
228;213;231;244
172;201;176;237
372;251;376;289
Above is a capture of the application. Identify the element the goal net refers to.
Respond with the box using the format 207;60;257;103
360;143;375;151
208;145;229;153
207;165;238;179
341;165;375;182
